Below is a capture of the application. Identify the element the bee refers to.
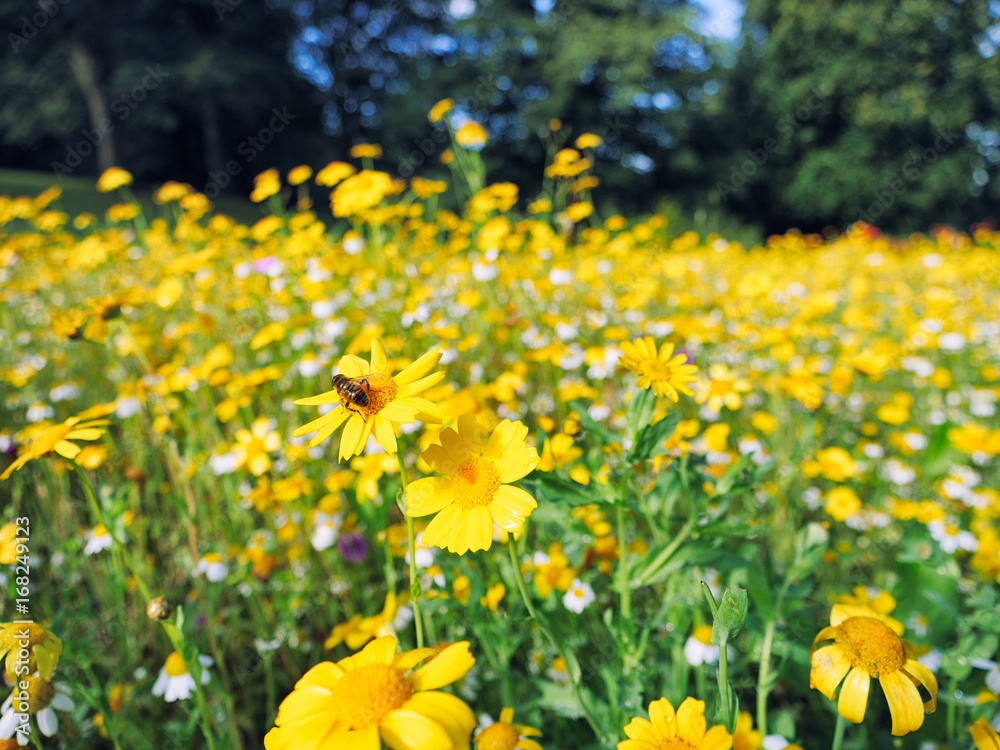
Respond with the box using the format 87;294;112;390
331;373;372;415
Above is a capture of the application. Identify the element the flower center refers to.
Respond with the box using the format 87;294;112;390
333;663;412;730
341;374;397;418
476;722;521;750
644;360;678;383
164;652;189;677
10;676;55;714
834;616;906;678
659;739;696;750
0;623;48;651
452;457;501;509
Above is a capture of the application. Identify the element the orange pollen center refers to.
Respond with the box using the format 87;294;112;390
452;457;501;509
659;739;696;750
644;360;677;382
344;374;397;418
0;623;47;651
476;722;521;750
834;617;906;678
334;663;412;730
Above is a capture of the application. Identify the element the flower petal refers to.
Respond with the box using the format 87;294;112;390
339;414;367;461
810;645;852;700
405;478;453;517
837;666;870;724
373;415;398;454
881;669;925;736
467;505;493;552
380;710;451;750
310;410;350;447
648;697;677;739
901;659;938;712
439;414;481;466
401;691;476;749
370;339;388;375
697;725;733;750
411;641;474;691
295;390;342;407
338;355;369;378
489;485;537;531
676;697;707;745
397;371;445;399
421;504;465;551
394;347;443;386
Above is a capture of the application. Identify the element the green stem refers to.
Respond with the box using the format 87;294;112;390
756;618;777;736
507;540;605;741
946;678;956;741
831;712;848;750
634;515;697;587
396;449;424;649
615;503;631;622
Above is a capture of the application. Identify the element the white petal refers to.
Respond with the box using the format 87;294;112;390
37;707;58;737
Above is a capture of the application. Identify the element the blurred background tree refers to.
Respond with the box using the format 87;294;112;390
1;0;998;233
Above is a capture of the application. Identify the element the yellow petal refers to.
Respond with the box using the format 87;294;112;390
64;428;105;440
339;414;367;461
697;725;733;750
397;371;446;399
421;504;465;550
837;666;870;724
624;717;659;743
881;669;925;736
380;710;451;750
518;741;543;750
422;444;461;476
373;416;398;454
54;441;81;459
357;635;398;666
971;718;1000;750
411;641;474;691
810;645;852;700
336;726;380;750
648;697;677;739
499;708;514;725
338;354;369;378
405;478;453;517
676;697;707;745
309;410;351;446
380;401;419;423
901;659;937;712
370;338;388;374
467;505;494;552
439;414;481;466
489;485;537;531
402;691;476;749
295;390;342;407
493;443;539;484
393;347;443;385
404;396;444;423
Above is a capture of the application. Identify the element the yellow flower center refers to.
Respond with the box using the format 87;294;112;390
452;457;501;509
333;663;413;729
659;739;696;750
0;623;48;651
644;360;679;383
834;616;906;678
164;651;189;677
476;722;520;750
353;374;398;418
10;676;55;714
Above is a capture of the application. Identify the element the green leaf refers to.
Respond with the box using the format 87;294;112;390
711;453;754;496
746;555;776;623
625;387;657;440
710;587;749;645
568;399;616;444
629;411;681;462
713;681;739;733
531;473;609;506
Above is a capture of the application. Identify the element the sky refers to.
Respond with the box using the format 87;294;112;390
693;0;744;41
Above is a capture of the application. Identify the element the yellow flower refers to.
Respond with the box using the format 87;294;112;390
324;592;402;650
2;414;110;480
288;165;313;185
250;168;281;203
0;623;62;680
293;338;445;461
405;414;539;554
456;122;489;150
619;337;699;402
563;202;593;223
106;203;140;222
695;364;753;412
265;635;476;750
618;696;733;750
412;177;448;199
153;181;191;204
824;486;861;522
331;170;395;218
837;586;896;615
0;523;19;564
575;133;602;149
971;718;1000;749
731;712;761;750
528;199;552;214
231;417;282;476
315;161;357;187
804;447;857;482
350;143;383;159
96;167;133;192
475;707;543;750
429;98;455;123
480;583;506;611
810;604;937;736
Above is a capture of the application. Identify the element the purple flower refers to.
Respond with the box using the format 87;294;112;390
338;532;367;563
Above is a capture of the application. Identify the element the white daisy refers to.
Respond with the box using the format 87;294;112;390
151;652;213;702
0;677;74;743
562;578;595;613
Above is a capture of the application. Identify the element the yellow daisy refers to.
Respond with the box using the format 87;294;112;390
265;635;476;750
475;707;543;750
619;336;699;402
405;414;539;555
1;414;110;480
0;623;62;680
810;604;937;736
618;696;733;750
293;338;444;461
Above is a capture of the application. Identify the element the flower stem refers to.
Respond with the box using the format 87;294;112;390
756;618;777;736
831;712;848;750
396;448;424;649
615;503;631;622
507;540;606;741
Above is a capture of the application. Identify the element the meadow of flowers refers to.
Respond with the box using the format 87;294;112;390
1;104;999;750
